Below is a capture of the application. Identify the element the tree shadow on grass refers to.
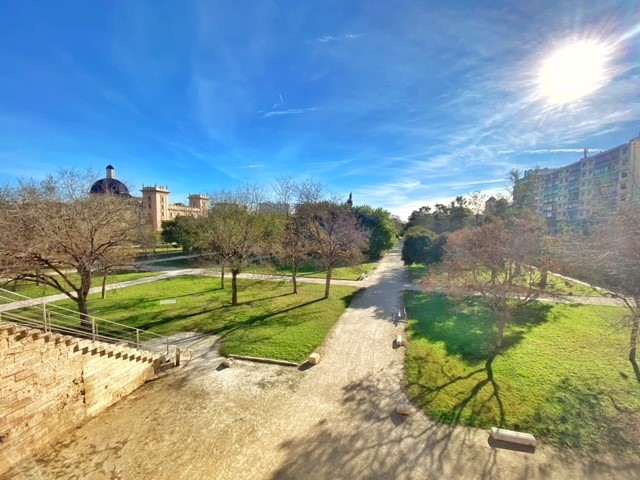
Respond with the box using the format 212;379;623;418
411;353;507;429
527;377;638;454
406;293;552;362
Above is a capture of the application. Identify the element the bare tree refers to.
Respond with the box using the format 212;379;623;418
298;201;369;299
204;185;270;306
0;171;151;325
271;177;326;294
432;217;548;349
560;205;640;367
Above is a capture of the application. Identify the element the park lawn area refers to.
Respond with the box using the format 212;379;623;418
145;257;204;268
404;291;640;455
427;267;606;297
245;260;378;281
2;271;159;299
407;264;428;283
134;245;184;259
55;275;358;364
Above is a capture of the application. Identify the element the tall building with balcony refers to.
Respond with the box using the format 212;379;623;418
524;135;640;231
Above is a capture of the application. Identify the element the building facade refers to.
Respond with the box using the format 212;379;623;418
524;136;640;230
89;166;208;231
141;186;208;231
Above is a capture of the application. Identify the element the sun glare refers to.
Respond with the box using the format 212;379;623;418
539;41;610;105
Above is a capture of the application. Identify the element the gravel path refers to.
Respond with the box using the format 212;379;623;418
4;247;638;479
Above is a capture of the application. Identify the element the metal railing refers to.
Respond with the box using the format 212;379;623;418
0;287;173;356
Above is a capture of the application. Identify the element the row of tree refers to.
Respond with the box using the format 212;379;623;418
0;172;398;322
161;179;399;303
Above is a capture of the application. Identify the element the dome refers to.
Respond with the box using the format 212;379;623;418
89;178;131;196
89;165;131;196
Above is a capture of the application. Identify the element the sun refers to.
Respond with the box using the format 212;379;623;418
538;41;610;105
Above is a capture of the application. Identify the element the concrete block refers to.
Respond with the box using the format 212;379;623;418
222;357;234;368
394;335;405;347
308;352;321;365
490;427;537;447
396;402;414;416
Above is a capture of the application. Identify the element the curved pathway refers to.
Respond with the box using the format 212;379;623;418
4;247;638;479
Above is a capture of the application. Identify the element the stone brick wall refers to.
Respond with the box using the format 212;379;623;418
0;323;161;475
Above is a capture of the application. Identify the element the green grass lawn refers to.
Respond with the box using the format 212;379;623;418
54;275;358;364
426;266;607;297
134;246;184;260
145;257;204;268
245;260;378;281
404;291;640;455
407;264;428;283
2;271;159;299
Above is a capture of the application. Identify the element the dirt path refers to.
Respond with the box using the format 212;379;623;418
4;247;638;479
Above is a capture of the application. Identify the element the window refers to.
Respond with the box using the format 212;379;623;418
621;183;627;190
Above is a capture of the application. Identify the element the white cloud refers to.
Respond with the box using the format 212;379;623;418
262;107;318;118
498;148;603;155
315;33;364;43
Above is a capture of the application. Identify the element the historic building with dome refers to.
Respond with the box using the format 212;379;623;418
90;165;208;231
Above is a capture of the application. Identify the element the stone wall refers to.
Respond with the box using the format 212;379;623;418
0;323;161;475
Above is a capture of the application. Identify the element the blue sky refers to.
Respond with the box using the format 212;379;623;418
1;1;639;220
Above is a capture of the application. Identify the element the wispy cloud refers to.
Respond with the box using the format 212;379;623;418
262;107;319;118
315;33;364;43
238;160;346;169
498;148;603;155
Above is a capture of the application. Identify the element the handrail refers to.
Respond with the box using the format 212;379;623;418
0;287;173;356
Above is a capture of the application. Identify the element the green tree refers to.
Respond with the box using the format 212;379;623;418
353;205;397;258
401;227;445;265
161;216;202;253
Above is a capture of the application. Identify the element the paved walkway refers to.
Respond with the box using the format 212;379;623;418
3;248;638;479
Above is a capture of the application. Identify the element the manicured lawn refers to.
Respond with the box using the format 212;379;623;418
54;276;358;364
245;260;378;281
145;257;204;268
134;246;184;260
2;271;159;299
404;291;640;454
407;264;428;283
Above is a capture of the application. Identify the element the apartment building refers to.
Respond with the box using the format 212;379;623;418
524;136;640;230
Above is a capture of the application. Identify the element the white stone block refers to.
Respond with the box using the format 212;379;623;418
223;357;234;367
490;427;537;447
395;335;405;347
396;402;414;416
308;352;320;365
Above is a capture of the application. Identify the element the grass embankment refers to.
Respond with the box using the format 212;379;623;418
55;276;357;364
2;271;159;299
404;291;640;454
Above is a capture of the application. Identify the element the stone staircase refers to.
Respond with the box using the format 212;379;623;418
0;321;170;476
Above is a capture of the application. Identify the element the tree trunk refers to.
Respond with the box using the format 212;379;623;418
539;267;548;289
292;260;298;294
101;270;108;299
220;262;225;289
496;314;507;349
324;267;332;299
78;267;92;330
630;302;640;363
231;269;238;306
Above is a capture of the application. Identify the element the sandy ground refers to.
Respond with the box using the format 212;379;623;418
3;247;639;480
